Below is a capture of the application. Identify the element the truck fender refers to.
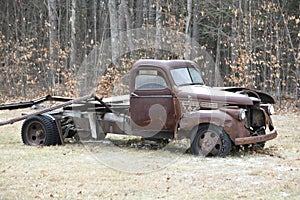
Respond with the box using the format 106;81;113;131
178;110;249;142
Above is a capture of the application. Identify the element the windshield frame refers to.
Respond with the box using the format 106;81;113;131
170;66;204;86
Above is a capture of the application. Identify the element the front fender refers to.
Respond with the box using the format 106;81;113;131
178;109;250;141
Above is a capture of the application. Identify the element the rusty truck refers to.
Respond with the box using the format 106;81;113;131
0;59;277;156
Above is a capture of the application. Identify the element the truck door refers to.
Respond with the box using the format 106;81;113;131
130;68;177;138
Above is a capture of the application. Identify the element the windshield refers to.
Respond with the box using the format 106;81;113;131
170;67;204;86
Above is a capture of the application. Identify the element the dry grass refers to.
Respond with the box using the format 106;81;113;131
0;109;299;199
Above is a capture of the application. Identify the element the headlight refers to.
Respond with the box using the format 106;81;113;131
268;105;275;115
238;109;246;121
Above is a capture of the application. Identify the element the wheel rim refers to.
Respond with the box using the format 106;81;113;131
198;131;222;156
26;121;46;145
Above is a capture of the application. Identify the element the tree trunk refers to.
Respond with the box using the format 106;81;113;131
214;0;223;87
275;24;281;105
64;0;70;71
108;0;119;63
230;0;238;87
93;0;97;45
248;0;253;86
80;0;87;57
184;0;192;60
214;28;221;86
135;0;143;28
148;0;155;25
191;1;200;59
70;0;76;72
118;0;127;55
123;0;134;54
155;0;162;58
48;0;59;92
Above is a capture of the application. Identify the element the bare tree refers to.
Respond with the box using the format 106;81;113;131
135;0;144;28
184;0;192;60
191;1;200;58
108;0;119;62
155;0;162;58
70;0;76;72
47;0;59;91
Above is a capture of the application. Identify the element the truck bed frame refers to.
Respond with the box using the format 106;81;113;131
0;94;130;143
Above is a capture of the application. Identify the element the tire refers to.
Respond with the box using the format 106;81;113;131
21;115;62;146
191;124;232;157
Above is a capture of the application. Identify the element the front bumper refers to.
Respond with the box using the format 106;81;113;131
234;130;277;145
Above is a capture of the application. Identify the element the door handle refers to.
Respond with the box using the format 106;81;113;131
131;92;139;97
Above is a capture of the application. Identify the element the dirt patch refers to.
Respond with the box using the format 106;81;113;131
0;110;299;199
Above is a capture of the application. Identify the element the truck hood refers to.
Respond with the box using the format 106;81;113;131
218;87;275;104
176;85;253;106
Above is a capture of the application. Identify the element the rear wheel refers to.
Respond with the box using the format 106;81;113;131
191;124;232;157
21;115;62;146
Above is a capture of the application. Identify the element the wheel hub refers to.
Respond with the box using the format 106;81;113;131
27;122;46;145
199;131;222;156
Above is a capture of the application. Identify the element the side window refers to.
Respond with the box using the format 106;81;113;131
135;69;167;90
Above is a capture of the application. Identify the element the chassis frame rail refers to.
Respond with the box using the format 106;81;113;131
0;94;106;126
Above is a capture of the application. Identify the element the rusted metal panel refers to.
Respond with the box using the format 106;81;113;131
179;109;249;141
221;87;276;104
54;119;65;145
234;130;277;145
130;94;175;132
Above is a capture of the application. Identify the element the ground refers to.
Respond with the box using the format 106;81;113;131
0;109;299;199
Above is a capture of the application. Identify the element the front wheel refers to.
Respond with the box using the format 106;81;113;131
191;124;232;157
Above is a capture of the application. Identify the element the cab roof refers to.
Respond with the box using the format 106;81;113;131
132;59;197;71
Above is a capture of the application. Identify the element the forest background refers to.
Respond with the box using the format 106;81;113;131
0;0;299;111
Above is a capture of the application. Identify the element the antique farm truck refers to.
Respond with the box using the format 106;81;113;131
0;60;277;156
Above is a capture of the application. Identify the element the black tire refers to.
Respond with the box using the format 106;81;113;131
21;115;62;146
191;124;232;157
